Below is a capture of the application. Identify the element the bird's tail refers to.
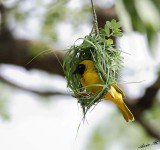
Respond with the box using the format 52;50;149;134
119;102;134;122
104;85;134;122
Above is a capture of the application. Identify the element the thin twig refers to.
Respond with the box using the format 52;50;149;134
90;0;99;35
137;116;160;140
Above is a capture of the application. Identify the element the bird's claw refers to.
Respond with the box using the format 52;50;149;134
79;92;90;96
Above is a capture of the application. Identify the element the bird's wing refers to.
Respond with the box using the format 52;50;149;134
112;83;125;98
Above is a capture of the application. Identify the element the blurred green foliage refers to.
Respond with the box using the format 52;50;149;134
116;0;160;54
144;98;160;133
4;0;159;54
5;0;91;44
86;111;155;150
0;83;11;120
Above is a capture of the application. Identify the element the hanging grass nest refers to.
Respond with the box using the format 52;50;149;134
63;19;124;116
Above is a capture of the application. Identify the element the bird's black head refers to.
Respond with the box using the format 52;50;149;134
73;64;85;75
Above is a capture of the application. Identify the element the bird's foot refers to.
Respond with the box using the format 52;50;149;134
79;92;90;96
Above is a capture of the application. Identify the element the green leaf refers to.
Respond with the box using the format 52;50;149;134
110;19;122;30
113;32;123;37
104;24;110;36
106;21;111;28
112;28;123;37
106;39;113;46
100;29;106;38
114;22;122;29
111;19;117;28
104;20;122;38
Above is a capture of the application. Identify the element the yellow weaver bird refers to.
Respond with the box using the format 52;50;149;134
74;60;134;122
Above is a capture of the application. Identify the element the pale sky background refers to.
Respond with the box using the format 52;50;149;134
0;0;160;150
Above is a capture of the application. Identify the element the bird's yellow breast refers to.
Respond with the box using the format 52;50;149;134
81;70;103;94
78;60;125;98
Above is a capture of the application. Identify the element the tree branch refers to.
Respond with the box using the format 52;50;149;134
0;38;64;76
136;115;160;139
90;0;99;34
0;74;69;96
126;75;160;139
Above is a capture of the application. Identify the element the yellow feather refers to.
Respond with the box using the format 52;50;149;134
79;60;134;122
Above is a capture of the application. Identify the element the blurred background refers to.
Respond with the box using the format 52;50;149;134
0;0;160;150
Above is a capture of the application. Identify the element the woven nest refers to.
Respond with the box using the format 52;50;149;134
63;20;123;116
